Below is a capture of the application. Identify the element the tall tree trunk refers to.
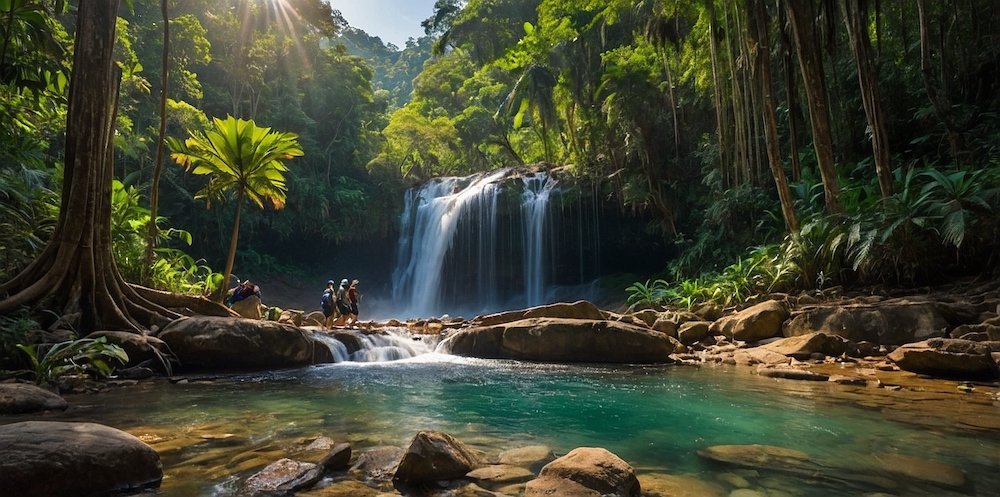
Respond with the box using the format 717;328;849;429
708;0;732;187
748;0;798;232
779;3;802;182
841;0;893;202
0;0;230;332
222;187;246;293
145;0;171;280
784;0;843;213
917;0;962;161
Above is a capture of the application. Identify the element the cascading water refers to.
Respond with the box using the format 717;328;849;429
391;170;508;318
521;174;557;307
391;167;600;319
314;329;436;362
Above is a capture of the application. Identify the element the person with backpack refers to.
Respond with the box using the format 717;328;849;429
334;279;351;327
346;279;361;327
321;280;336;329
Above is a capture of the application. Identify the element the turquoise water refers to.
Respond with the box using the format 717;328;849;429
25;353;1000;496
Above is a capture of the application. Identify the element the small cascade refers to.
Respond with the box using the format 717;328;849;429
315;329;436;363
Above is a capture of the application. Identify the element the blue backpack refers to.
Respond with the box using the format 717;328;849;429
321;289;333;309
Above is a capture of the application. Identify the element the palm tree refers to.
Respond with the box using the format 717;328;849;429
168;116;303;296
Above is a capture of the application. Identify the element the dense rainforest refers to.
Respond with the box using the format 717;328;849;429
1;0;999;341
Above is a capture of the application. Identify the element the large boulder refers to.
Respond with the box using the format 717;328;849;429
525;447;640;497
887;338;999;379
155;316;317;372
757;332;848;359
393;431;486;483
442;318;678;363
710;300;789;342
473;301;605;326
0;383;68;414
0;421;162;495
783;302;949;345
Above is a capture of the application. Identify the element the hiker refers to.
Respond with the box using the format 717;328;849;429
346;279;360;326
334;279;351;327
227;279;260;307
321;280;337;329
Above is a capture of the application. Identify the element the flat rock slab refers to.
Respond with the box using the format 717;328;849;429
0;421;162;495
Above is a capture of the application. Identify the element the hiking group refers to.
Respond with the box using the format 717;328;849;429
322;278;360;329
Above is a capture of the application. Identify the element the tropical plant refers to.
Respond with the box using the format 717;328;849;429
16;336;129;388
168;115;303;293
625;278;669;307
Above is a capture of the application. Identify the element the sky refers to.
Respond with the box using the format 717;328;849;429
326;0;439;48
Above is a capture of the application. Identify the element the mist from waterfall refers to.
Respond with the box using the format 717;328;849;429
390;168;600;319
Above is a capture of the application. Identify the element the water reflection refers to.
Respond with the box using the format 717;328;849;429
7;357;999;496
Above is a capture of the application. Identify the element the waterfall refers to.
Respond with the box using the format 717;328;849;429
391;169;507;318
521;174;556;307
391;167;597;319
314;329;436;362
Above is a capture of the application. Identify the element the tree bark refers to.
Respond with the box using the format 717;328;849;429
0;0;230;333
748;0;798;232
778;3;802;182
784;0;843;213
222;187;246;292
842;0;893;202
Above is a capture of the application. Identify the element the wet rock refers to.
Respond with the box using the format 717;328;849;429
473;300;605;326
330;331;363;354
156;316;315;372
319;442;353;471
0;421;162;495
443;318;679;363
232;295;263;319
696;444;811;469
525;447;640;497
637;473;726;497
298;479;379;496
677;321;712;345
498;445;555;473
711;300;789;342
349;446;404;481
466;464;535;487
394;430;487;483
311;337;336;364
0;382;68;414
757;367;830;381
873;453;966;488
887;338;999;379
758;332;848;359
243;458;316;494
783;303;949;345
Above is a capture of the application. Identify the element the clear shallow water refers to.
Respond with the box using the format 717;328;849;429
19;354;1000;496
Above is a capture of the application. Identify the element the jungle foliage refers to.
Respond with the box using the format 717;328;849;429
1;0;999;316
